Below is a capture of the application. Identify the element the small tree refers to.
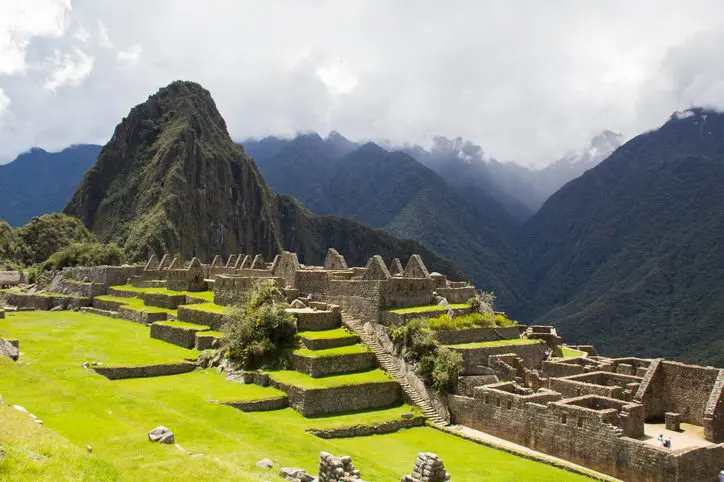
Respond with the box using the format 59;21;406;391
221;280;296;370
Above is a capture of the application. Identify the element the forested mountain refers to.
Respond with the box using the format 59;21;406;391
64;81;462;278
0;145;101;226
245;135;526;310
522;108;724;366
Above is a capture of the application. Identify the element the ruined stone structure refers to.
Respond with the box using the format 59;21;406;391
2;247;722;481
318;452;363;481
401;452;450;482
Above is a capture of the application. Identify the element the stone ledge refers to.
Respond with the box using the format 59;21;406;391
0;291;90;311
150;322;210;349
268;378;402;417
290;351;377;378
177;305;225;330
434;326;520;345
299;333;360;350
92;362;196;380
306;416;426;438
216;396;289;412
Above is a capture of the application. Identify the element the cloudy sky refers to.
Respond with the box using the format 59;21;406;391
1;0;723;166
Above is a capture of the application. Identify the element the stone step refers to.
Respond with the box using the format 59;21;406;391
297;328;360;350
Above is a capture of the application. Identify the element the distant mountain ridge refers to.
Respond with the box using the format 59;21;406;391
63;81;463;278
0;145;101;227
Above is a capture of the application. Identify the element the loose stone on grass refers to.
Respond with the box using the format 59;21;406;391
255;458;273;469
148;426;175;444
280;467;314;482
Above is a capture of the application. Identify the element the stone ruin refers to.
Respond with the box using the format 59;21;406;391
318;452;364;481
401;452;450;482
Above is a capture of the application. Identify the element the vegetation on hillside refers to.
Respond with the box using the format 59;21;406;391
522;108;724;366
221;280;296;370
390;318;463;393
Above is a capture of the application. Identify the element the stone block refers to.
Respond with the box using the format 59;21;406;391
665;412;681;431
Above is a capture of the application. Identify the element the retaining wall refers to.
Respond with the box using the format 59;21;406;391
290;351;377;378
0;291;90;310
92;362;196;380
306;416;426;438
177;306;225;330
434;326;520;345
150;322;210;349
449;341;547;375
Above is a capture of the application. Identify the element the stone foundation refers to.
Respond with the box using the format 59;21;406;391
150;322;210;349
291;351;377;378
93;362;196;380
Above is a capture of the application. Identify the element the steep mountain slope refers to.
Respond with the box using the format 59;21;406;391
522;108;724;366
249;137;526;311
64;81;461;279
0;145;101;226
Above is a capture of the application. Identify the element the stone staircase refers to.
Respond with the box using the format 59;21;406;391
341;313;449;426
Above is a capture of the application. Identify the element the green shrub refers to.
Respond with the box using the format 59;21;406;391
389;318;463;394
221;280;296;370
14;214;95;266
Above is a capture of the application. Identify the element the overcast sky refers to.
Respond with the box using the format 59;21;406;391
1;0;723;166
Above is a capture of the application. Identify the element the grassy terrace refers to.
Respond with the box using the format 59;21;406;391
0;311;591;481
0;288;85;299
297;328;357;340
153;320;210;331
109;284;215;303
180;302;226;314
386;303;469;314
447;338;544;349
293;344;370;358
559;346;588;359
95;295;177;316
267;369;393;389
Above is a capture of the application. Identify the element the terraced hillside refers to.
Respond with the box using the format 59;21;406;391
0;310;591;481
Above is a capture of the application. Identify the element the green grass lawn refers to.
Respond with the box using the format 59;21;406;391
297;328;357;340
110;285;215;302
559;346;588;359
447;338;544;349
95;295;177;316
153;320;211;331
0;311;592;481
293;344;370;358
180;302;226;314
267;369;393;389
386;303;469;314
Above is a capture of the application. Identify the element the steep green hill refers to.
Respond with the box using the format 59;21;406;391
64;81;462;279
0;145;100;227
523;108;724;366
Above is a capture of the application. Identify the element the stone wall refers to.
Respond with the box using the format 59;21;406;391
704;370;724;442
291;351;377;378
550;371;642;401
636;360;721;425
217;396;288;412
307;416;425;438
289;308;341;331
53;279;106;298
434;326;520;345
150;322;210;349
314;280;382;325
0;291;90;310
449;341;546;375
378;305;473;327
448;387;722;482
143;292;187;309
379;278;434;308
61;265;142;287
268;379;401;417
92;362;196;380
435;286;475;304
177;306;225;330
213;275;283;306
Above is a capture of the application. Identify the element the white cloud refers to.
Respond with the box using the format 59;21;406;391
96;19;112;48
1;0;724;165
116;44;142;69
43;48;93;91
73;25;90;42
0;0;71;74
